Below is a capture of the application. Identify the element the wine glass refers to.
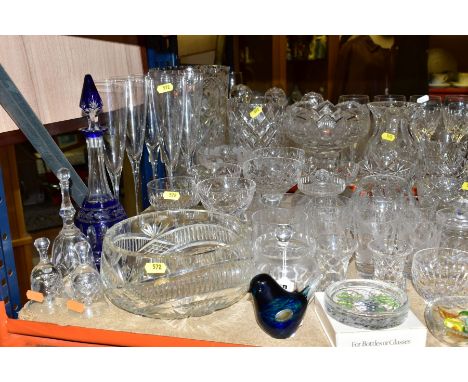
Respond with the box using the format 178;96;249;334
149;68;184;180
95;80;127;199
115;75;147;215
409;95;442;142
442;95;468;142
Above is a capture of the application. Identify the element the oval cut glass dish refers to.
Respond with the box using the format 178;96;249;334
101;210;254;319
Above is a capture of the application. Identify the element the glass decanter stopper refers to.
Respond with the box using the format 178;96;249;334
30;237;63;307
75;74;127;270
51;168;87;288
70;241;104;307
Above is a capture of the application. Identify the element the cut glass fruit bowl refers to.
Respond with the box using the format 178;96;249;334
101;209;254;318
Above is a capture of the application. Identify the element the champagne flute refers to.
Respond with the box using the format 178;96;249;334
149;68;183;180
145;75;160;179
96;80;127;199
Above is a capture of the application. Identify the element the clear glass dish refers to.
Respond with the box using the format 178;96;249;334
101;209;254;318
324;279;409;329
411;247;468;303
147;176;200;210
424;295;468;347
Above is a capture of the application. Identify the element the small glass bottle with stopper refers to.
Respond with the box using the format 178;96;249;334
51;167;87;297
70;240;104;313
30;237;63;311
74;74;127;269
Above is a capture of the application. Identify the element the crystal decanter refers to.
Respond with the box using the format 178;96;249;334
75;74;127;269
51;167;87;296
30;237;63;308
70;241;104;307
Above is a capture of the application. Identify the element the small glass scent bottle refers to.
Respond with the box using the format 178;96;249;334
70;240;104;307
30;237;63;307
51;167;87;289
74;74;127;270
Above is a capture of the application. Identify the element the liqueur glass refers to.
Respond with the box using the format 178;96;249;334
95;80;127;198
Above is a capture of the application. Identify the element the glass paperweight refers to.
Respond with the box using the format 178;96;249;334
75;74;127;270
101;210;254;319
30;238;64;310
70;241;104;309
51;167;87;297
250;273;308;339
324;279;409;330
424;295;468;347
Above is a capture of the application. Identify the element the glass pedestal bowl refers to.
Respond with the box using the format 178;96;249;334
242;147;305;206
147;176;200;210
101;210;254;318
189;163;241;184
197;176;256;218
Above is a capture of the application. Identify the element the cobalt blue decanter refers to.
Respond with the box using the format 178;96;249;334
75;74;127;270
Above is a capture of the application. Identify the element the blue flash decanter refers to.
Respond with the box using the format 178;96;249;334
75;74;127;270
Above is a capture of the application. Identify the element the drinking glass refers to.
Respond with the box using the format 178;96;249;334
442;95;468;142
338;94;370;104
373;94;406;101
116;76;147;215
145;75;160;179
147;176;199;210
96;80;127;199
352;197;399;278
149;68;184;180
409;95;442;142
368;238;413;290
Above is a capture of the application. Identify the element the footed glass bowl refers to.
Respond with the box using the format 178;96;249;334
101;210;254;318
147;176;200;210
411;247;468;302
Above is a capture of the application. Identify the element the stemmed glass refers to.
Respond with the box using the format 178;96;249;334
145;75;160;179
95;80;127;199
409;95;442;142
442;95;468;142
149;68;184;181
116;75;147;215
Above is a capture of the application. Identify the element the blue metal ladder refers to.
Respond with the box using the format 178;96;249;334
0;167;21;318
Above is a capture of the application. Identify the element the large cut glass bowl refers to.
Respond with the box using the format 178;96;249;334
101;210;254;318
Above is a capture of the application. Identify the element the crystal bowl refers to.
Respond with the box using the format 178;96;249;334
189;163;241;184
197;176;256;216
324;279;409;330
101;210;254;318
147;176;200;210
411;247;468;302
195;144;252;168
424;295;468;347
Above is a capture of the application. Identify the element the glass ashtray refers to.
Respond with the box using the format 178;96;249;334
424;296;468;347
324;279;409;330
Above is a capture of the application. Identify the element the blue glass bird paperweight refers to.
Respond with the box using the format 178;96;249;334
75;74;127;270
250;273;309;339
